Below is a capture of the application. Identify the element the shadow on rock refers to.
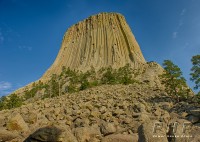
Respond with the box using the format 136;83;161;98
24;126;62;142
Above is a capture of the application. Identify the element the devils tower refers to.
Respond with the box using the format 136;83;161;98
12;12;159;95
42;13;146;80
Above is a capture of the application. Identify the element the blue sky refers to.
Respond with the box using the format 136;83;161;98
0;0;199;96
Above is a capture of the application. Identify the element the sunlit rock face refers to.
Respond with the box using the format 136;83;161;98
42;12;146;80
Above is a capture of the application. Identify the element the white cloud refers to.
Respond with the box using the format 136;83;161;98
19;45;32;51
0;81;12;90
0;81;12;96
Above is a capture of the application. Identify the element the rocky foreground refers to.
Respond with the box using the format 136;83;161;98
0;83;200;142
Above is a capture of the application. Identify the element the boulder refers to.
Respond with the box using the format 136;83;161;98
0;128;19;141
167;118;192;142
74;118;90;127
160;111;170;123
189;126;200;142
7;113;29;132
138;113;150;122
100;122;116;135
24;125;77;142
0;116;6;127
22;112;38;124
138;120;168;142
74;125;101;142
134;103;146;113
154;108;162;117
102;133;138;142
187;115;199;124
159;102;173;110
188;108;200;117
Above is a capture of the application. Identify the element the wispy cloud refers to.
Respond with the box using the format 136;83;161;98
19;45;32;51
0;23;21;47
172;32;178;39
0;81;12;96
172;8;186;39
180;9;186;16
183;42;190;49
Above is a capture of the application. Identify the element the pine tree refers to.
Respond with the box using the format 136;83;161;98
190;55;200;94
50;74;59;97
0;96;7;110
160;60;189;102
118;63;133;85
101;66;117;84
7;93;23;109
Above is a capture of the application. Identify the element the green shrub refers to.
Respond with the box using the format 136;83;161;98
67;84;77;93
90;80;99;86
101;67;117;84
7;94;23;109
0;96;7;110
80;79;90;90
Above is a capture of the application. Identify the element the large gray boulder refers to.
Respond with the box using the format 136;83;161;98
138;120;168;142
24;125;77;142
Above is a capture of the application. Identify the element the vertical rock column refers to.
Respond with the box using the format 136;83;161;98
42;13;146;80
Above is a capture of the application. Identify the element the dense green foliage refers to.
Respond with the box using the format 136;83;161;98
190;55;200;92
101;64;136;85
160;60;190;102
24;81;45;99
117;64;135;85
101;67;117;84
7;93;23;109
0;94;23;110
189;55;200;104
59;64;137;92
0;96;7;110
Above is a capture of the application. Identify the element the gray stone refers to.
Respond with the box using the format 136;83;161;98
134;103;146;113
24;125;78;142
189;109;200;117
187;115;199;124
100;122;116;135
138;120;168;142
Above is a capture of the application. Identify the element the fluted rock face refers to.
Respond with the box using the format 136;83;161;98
42;13;146;80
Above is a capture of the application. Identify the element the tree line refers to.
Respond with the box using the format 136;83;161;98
0;54;199;110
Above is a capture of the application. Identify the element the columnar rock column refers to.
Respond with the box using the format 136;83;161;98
42;12;146;79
